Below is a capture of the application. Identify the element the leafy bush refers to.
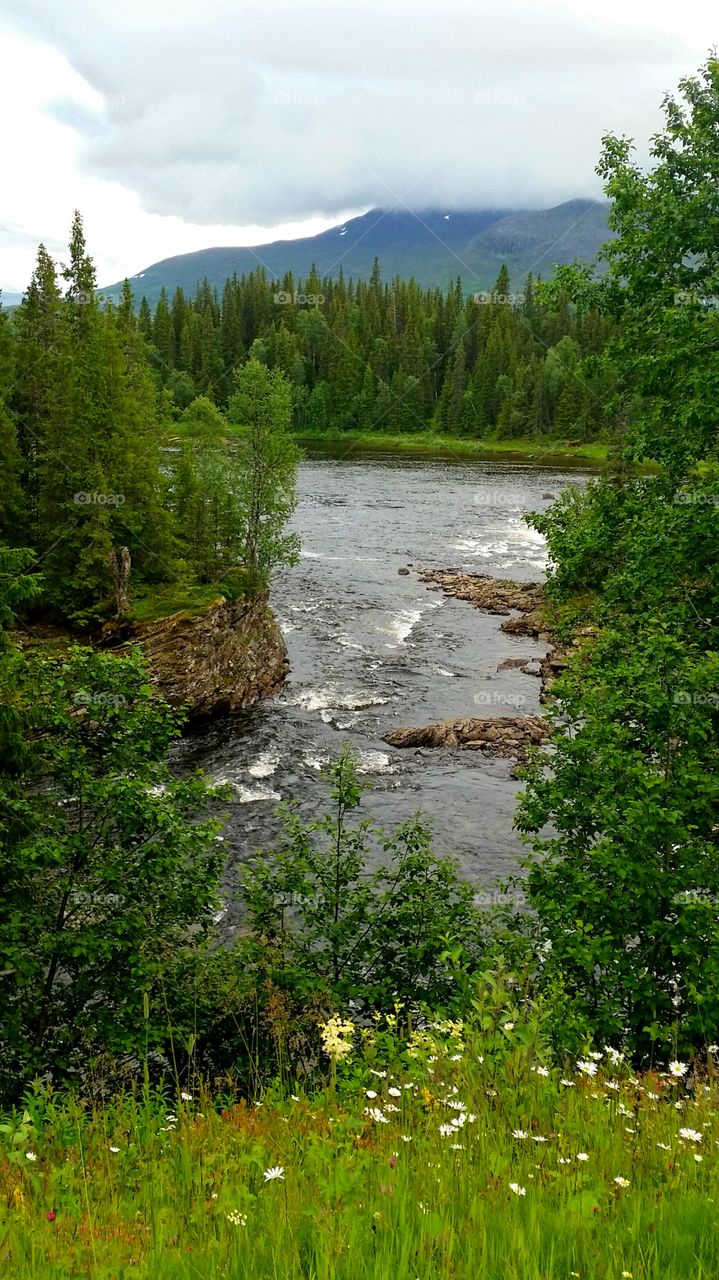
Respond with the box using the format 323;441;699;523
240;749;486;1015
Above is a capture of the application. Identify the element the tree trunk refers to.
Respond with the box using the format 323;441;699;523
109;546;131;618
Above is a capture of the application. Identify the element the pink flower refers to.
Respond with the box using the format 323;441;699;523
46;1211;56;1222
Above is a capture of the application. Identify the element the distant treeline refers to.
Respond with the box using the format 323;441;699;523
133;260;619;440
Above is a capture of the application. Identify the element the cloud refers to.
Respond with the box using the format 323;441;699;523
0;0;713;288
2;0;710;230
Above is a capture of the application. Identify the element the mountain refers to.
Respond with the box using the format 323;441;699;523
464;199;614;285
0;291;24;309
102;198;611;306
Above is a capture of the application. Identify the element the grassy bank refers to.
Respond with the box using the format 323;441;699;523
295;430;610;465
2;1018;716;1279
129;571;256;625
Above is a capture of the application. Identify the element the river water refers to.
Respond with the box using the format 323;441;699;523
174;445;593;927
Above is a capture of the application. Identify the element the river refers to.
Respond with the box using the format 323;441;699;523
173;444;594;932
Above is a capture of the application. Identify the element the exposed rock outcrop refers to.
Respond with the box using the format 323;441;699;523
418;568;570;692
384;571;597;766
105;596;289;721
384;715;550;762
419;568;544;617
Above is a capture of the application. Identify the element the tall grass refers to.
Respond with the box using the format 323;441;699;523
1;1017;717;1278
293;429;611;464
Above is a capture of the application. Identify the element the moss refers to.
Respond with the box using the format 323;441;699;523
129;571;255;624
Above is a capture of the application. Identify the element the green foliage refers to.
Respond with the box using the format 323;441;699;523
10;218;174;625
170;396;249;582
1;218;302;626
514;59;719;1063
114;250;618;444
548;59;719;475
240;749;484;1014
227;359;301;584
0;642;227;1101
518;620;719;1059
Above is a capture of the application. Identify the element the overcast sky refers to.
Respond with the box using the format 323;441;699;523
0;0;714;291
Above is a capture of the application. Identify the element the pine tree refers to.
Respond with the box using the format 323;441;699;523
152;288;175;377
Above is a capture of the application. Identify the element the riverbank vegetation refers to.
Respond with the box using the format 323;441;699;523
295;430;610;463
514;56;719;1061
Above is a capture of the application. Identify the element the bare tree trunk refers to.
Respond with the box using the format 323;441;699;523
109;546;131;619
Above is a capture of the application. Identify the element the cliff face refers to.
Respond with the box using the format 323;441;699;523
110;597;289;721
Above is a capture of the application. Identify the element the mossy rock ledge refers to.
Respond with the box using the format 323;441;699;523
104;596;289;721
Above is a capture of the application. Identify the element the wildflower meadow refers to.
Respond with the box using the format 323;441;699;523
1;1011;718;1279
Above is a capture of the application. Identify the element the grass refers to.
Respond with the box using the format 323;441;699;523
2;1018;717;1279
294;430;611;465
129;573;253;625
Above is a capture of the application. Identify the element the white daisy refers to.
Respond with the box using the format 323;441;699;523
577;1060;598;1077
366;1108;389;1123
679;1128;702;1143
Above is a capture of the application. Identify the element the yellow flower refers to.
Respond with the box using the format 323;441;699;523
319;1015;354;1064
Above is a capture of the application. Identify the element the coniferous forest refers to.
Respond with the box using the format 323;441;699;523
134;259;615;440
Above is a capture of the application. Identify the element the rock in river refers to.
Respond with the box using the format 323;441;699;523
384;714;550;762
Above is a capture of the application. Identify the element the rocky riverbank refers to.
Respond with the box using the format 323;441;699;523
106;596;289;721
383;569;564;762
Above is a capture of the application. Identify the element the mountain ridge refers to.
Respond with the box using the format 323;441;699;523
100;199;612;306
